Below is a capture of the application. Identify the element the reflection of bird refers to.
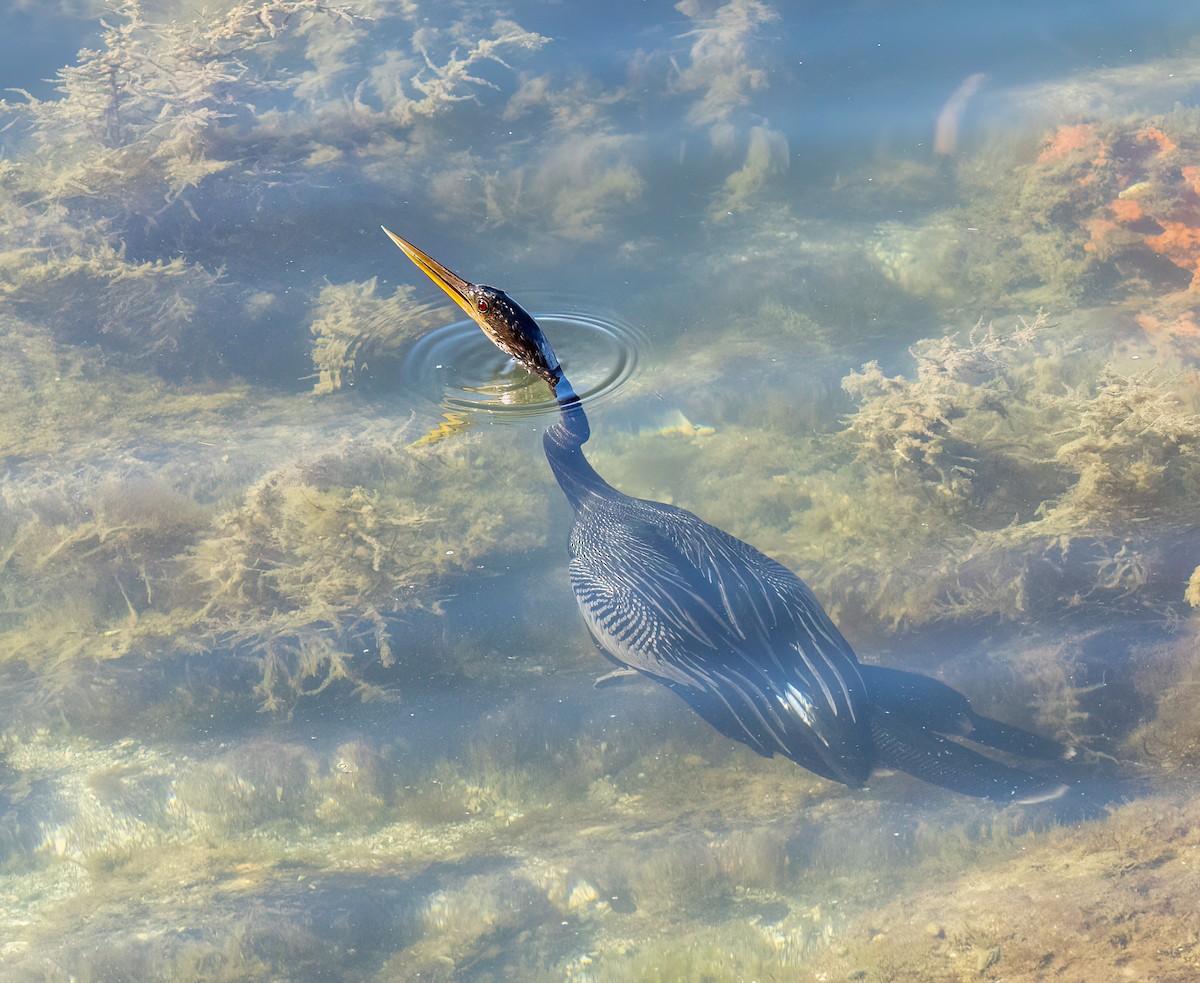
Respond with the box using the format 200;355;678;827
384;228;1072;803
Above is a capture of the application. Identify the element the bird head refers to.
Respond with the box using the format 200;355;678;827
382;227;562;389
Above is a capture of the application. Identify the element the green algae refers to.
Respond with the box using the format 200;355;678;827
0;317;253;461
0;233;232;374
823;313;1200;628
1125;621;1200;769
0;418;434;695
2;632;1199;982
0;715;1126;981
308;278;450;393
0;0;377;226
0;0;561;713
0;415;550;721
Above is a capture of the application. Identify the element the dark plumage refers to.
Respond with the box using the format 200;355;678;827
386;228;1072;804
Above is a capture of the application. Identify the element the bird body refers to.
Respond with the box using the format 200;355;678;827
385;228;1072;804
562;457;872;786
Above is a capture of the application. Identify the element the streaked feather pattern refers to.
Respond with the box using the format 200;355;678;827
567;491;872;786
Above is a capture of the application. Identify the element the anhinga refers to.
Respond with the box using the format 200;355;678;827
384;228;1071;803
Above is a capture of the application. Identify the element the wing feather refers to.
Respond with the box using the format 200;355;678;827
569;496;871;785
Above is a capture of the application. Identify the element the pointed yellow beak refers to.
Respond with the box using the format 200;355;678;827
381;226;485;326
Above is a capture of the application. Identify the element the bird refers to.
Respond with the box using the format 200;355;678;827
383;227;1072;804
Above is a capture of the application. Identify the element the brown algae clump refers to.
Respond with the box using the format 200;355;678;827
181;427;549;707
308;278;450;394
0;467;213;670
784;313;1200;632
0;0;567;724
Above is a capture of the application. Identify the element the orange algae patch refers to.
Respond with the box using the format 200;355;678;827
1037;123;1097;163
1083;222;1113;254
1070;120;1200;288
1083;196;1145;259
1135;310;1200;337
1134;126;1177;157
1134;309;1200;361
1146;221;1200;289
1108;197;1145;223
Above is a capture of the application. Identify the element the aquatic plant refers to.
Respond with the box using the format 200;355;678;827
0;465;213;671
1041;366;1200;525
0;0;358;221
673;0;790;217
844;104;1200;333
1077;125;1200;285
184;427;550;706
673;0;779;128
0;0;569;714
472;0;795;238
1125;623;1200;768
5;7;1200;980
790;314;1200;629
0;186;234;374
0;0;556;369
308;278;450;393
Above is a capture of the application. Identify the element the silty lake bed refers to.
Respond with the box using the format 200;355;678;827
2;1;1200;980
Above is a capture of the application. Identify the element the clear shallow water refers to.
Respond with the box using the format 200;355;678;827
3;1;1200;980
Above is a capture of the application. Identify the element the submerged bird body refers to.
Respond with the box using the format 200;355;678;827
386;228;1071;803
545;406;872;786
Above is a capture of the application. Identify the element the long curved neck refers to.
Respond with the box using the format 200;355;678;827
542;373;617;511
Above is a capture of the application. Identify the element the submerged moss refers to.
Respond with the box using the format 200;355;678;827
0;467;211;672
1124;618;1200;768
0;1;358;220
0;0;577;738
796;313;1199;631
0;316;249;462
1187;566;1200;608
308;278;449;394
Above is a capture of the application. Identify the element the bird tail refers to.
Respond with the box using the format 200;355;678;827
860;664;1071;803
869;715;1069;803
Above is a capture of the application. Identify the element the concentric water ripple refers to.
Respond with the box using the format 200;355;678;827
398;313;644;419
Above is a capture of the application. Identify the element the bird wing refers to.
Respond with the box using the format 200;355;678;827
569;498;871;786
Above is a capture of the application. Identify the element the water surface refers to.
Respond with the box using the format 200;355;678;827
3;1;1200;980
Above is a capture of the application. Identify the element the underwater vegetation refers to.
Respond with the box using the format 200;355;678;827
6;707;1200;982
308;278;448;394
591;308;1200;781
0;0;568;715
831;314;1200;623
0;401;551;722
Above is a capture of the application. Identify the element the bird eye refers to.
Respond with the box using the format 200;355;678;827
477;298;489;313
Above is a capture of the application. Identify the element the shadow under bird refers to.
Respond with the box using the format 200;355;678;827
384;227;1074;804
